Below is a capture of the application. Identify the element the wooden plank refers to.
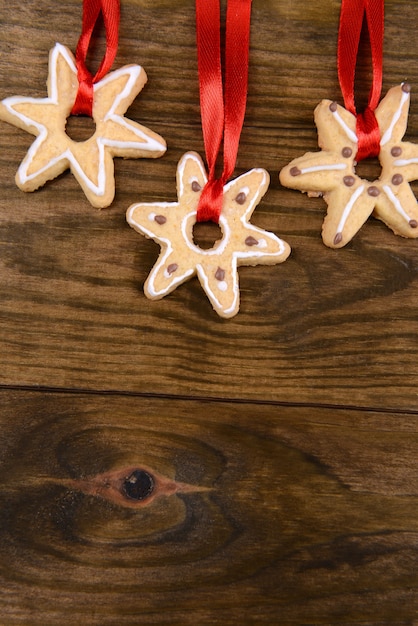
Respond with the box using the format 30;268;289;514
0;1;418;408
0;389;416;624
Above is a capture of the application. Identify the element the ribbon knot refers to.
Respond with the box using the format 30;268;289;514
355;105;381;161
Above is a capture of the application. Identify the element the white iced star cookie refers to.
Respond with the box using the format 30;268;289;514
280;84;418;247
127;151;290;318
0;43;166;208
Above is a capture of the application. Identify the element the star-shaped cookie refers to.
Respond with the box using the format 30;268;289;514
280;84;418;247
0;43;166;208
127;151;290;318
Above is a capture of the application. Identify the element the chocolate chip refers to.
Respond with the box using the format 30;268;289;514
409;219;418;228
333;232;343;245
290;166;301;177
122;470;154;501
167;263;178;275
343;175;355;187
245;236;258;246
368;186;380;197
342;147;353;158
392;174;403;185
191;180;202;192
391;146;402;157
329;101;338;112
215;267;225;281
235;192;247;205
154;215;167;225
402;83;411;93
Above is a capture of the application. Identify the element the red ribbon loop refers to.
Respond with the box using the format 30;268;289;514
71;0;120;117
337;0;384;161
195;0;252;223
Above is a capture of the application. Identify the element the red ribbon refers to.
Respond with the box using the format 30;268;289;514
337;0;384;161
71;0;120;117
195;0;252;223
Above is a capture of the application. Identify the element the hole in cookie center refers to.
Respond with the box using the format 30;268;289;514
354;156;381;182
65;115;97;142
192;222;223;250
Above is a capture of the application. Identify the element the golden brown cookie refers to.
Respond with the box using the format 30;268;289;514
127;152;291;318
0;43;166;208
280;84;418;247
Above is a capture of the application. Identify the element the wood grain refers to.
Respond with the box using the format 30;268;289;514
0;390;416;625
0;1;417;407
0;0;418;622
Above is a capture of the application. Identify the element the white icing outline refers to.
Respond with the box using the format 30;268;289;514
2;42;166;198
196;261;238;314
336;184;365;236
281;85;418;246
331;109;358;144
148;248;194;297
127;204;195;298
380;87;410;147
300;163;347;174
178;152;208;197
127;162;289;316
382;185;412;223
234;169;288;261
394;158;418;167
181;212;230;256
95;66;165;152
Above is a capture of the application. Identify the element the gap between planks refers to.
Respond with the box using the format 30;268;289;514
1;382;417;417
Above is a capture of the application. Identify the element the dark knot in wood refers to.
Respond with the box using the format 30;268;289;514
122;469;154;502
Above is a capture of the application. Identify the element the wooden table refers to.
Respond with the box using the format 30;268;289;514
0;0;417;623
